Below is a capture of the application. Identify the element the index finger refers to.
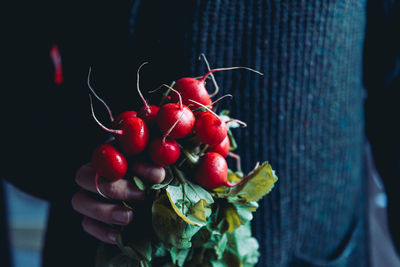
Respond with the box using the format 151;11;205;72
75;163;145;201
131;161;165;184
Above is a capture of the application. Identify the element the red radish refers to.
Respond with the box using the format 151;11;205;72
149;138;180;166
208;136;230;157
157;85;195;139
195;152;249;190
91;144;127;181
173;77;212;109
173;66;263;109
89;95;149;156
113;111;138;128
194;152;230;190
117;117;149;155
195;112;227;146
135;62;160;126
138;105;159;127
188;99;227;146
149;107;183;166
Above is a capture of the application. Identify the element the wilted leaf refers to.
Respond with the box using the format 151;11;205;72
230;162;278;203
187;199;211;223
225;205;242;233
227;170;243;183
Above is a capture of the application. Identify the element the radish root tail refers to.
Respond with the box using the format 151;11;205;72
225;119;247;128
199;66;263;83
94;173;109;199
199;53;220;97
89;95;123;135
87;67;114;122
211;94;233;105
161;84;183;110
136;62;150;110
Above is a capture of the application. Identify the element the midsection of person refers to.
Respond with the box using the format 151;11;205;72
59;1;370;266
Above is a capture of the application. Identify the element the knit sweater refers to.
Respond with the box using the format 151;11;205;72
126;1;368;266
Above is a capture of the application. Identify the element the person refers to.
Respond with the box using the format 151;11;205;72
2;1;399;266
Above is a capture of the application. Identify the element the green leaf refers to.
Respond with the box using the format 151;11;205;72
228;162;278;203
170;247;190;267
165;180;214;227
133;176;146;191
215;233;228;260
226;223;260;267
165;190;197;226
210;261;227;267
153;243;167;257
184;179;214;205
234;202;258;223
152;193;201;249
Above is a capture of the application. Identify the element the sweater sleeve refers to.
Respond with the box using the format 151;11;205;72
364;0;400;253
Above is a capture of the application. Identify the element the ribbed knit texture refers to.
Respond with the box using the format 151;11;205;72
127;1;369;266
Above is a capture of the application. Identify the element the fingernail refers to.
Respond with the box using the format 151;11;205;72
112;210;132;224
108;231;118;243
145;167;165;184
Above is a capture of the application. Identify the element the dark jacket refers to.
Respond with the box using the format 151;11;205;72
2;1;399;266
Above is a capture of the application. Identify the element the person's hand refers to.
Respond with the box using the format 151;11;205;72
71;162;165;244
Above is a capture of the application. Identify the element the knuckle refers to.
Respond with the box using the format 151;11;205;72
81;217;89;232
74;165;85;184
71;193;79;211
103;182;118;199
92;204;104;217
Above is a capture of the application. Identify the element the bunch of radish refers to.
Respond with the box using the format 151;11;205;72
88;60;262;194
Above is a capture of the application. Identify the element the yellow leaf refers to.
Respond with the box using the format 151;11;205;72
165;191;197;226
234;162;278;202
188;199;209;222
225;205;242;233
